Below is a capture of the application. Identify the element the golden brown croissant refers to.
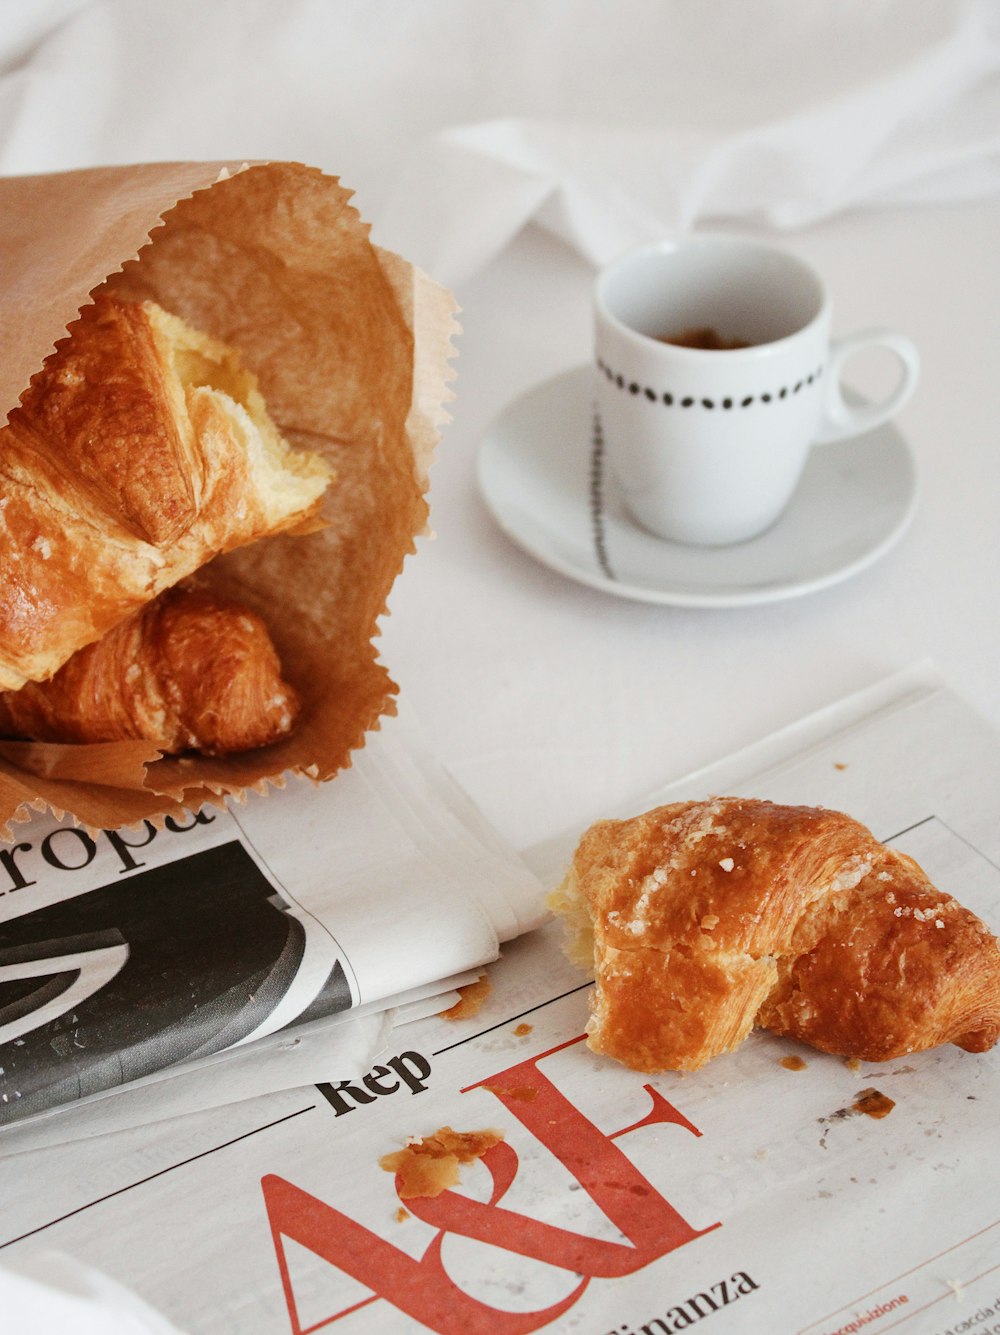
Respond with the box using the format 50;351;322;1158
552;797;1000;1072
0;584;300;755
0;295;331;690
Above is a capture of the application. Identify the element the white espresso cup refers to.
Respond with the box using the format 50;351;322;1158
594;236;920;546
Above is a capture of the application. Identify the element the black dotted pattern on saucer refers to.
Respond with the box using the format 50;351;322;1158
596;357;824;411
589;406;615;581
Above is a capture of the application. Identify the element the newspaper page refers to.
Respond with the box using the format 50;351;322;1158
0;711;547;1131
1;666;998;1335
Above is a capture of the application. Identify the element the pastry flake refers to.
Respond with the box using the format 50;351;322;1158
379;1126;504;1200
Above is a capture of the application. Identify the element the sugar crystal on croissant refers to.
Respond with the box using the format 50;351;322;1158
551;797;1000;1071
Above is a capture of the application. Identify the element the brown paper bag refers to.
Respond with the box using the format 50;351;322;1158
0;161;458;835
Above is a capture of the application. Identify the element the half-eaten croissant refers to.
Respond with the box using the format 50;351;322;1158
0;585;300;756
0;295;332;690
551;797;1000;1071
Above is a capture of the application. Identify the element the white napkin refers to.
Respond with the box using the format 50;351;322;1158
1;1252;187;1334
378;0;1000;283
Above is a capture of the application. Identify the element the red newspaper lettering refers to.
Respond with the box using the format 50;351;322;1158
263;1034;718;1333
460;1034;713;1261
261;1173;583;1335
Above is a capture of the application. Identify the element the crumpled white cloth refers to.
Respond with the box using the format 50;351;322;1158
378;0;1000;281
1;1252;187;1334
0;0;997;287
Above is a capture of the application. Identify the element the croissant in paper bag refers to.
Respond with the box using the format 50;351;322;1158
551;798;1000;1071
0;295;332;691
0;584;299;756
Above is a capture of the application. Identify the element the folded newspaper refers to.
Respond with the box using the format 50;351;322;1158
1;663;997;1335
0;710;547;1134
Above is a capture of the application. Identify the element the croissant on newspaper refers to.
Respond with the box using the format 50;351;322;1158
551;797;1000;1072
0;584;300;756
0;295;332;691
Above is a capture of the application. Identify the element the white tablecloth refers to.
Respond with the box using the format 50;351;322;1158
1;1;999;1325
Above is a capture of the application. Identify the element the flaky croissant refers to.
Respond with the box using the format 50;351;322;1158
0;295;332;690
552;797;1000;1072
0;585;300;755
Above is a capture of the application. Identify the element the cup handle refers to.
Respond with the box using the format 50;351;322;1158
815;328;920;445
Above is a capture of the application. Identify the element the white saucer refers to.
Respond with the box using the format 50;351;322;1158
476;365;918;608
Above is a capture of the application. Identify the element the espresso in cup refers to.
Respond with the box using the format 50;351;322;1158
594;236;920;546
658;327;751;351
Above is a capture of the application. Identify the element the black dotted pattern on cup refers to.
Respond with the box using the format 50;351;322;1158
596;357;824;410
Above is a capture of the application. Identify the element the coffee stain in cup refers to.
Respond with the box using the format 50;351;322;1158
658;326;751;350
